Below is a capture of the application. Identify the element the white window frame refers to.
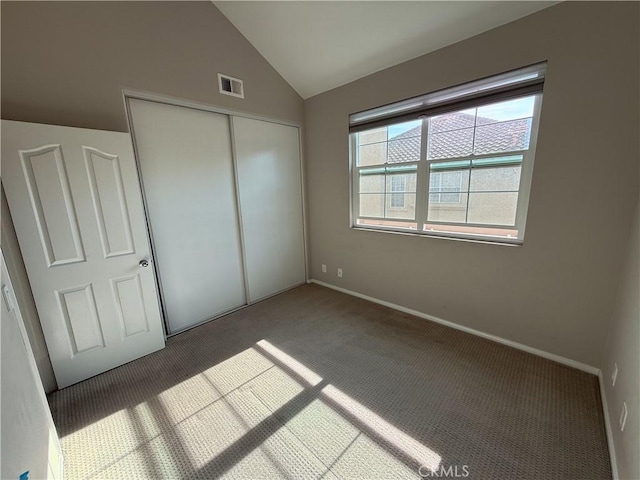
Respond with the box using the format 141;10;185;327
349;84;543;245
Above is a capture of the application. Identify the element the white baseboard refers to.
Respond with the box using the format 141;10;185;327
308;279;600;375
598;371;619;480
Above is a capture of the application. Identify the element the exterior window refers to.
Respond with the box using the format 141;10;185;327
429;171;462;204
350;63;545;244
390;175;407;208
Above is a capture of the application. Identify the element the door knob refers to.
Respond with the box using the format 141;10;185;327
139;259;149;268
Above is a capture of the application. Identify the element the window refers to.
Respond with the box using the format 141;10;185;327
390;175;407;208
429;170;462;204
350;63;545;244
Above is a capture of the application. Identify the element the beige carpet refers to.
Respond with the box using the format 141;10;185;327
48;284;611;480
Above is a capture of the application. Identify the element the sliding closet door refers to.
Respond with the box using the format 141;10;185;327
232;117;306;302
129;99;245;333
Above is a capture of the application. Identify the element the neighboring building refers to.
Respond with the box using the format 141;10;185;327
358;108;531;234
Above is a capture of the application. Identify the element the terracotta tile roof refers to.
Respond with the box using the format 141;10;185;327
387;112;531;163
387;129;421;163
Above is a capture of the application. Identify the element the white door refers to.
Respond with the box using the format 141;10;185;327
128;99;246;334
232;117;306;302
1;120;165;388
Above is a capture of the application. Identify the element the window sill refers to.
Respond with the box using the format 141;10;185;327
351;225;523;247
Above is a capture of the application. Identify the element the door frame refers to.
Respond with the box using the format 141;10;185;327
121;88;309;337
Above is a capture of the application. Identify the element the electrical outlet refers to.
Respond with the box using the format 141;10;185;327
321;264;327;273
337;268;343;278
612;363;618;387
620;402;628;431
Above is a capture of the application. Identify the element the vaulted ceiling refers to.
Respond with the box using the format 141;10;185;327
214;1;557;99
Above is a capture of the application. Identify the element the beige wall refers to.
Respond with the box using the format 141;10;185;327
1;1;304;131
602;197;639;480
304;1;639;368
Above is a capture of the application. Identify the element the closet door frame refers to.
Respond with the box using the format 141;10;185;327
122;88;309;336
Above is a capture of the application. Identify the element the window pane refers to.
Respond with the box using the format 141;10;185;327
390;175;406;208
441;192;462;203
429;108;476;133
390;193;404;208
359;174;385;193
388;120;422;138
359;194;384;218
358;142;387;166
429;170;470;192
358;120;421;166
385;172;417;220
467;192;518;225
475;96;535;126
473;118;532;155
359;127;387;145
470;166;521;192
427;128;474;160
427;193;468;223
387;193;416;220
386;173;416;193
388;136;421;163
390;175;406;190
429;170;469;207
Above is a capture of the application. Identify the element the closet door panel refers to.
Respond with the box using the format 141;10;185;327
129;99;246;333
233;117;306;302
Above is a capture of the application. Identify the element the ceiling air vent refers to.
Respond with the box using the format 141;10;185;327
218;73;244;99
